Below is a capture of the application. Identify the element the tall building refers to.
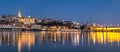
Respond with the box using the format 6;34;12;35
18;9;22;18
17;9;35;24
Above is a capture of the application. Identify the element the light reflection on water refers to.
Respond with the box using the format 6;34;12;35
0;31;120;52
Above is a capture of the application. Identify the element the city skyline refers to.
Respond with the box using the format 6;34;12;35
0;0;120;24
0;0;120;52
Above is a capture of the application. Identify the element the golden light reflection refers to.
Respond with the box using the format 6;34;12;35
39;31;81;46
17;31;35;52
0;31;35;52
89;32;120;45
1;30;120;52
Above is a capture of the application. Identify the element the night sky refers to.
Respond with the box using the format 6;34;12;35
0;0;120;25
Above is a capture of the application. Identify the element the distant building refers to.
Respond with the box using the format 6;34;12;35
31;24;42;29
35;18;43;23
18;9;22;18
19;18;35;24
93;23;96;26
17;9;35;24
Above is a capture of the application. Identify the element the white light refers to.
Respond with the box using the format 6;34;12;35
28;16;31;18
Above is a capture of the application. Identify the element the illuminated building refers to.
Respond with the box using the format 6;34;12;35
17;9;35;24
19;18;35;24
18;9;22;18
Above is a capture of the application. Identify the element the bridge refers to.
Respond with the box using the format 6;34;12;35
90;27;120;31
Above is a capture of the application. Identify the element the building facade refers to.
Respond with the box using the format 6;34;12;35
19;18;35;24
17;9;35;24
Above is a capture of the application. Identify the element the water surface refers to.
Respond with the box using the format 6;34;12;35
0;31;120;52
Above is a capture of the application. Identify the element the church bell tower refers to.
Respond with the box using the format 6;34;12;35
18;9;22;18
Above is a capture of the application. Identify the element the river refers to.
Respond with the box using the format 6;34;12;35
0;31;120;52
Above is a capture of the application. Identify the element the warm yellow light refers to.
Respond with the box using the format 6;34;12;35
90;32;120;45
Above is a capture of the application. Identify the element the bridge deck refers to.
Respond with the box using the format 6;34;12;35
91;27;120;31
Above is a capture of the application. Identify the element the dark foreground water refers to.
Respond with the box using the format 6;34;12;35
0;31;120;52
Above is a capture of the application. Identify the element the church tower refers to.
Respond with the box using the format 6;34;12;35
18;9;22;18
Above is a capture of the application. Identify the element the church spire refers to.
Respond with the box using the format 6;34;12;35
18;9;22;18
